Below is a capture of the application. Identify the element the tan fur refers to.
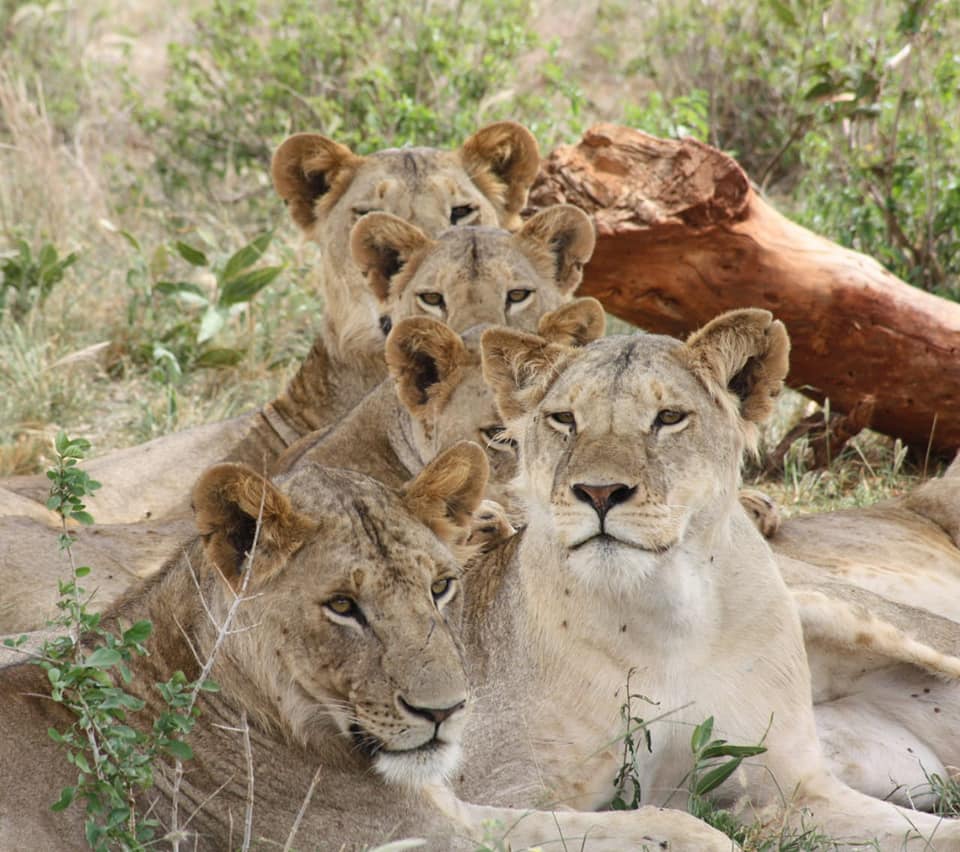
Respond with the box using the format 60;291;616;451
461;310;960;849
0;447;731;850
276;300;607;519
352;204;595;335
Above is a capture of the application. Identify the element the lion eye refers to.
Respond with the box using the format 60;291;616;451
654;409;687;428
547;411;577;434
417;292;446;309
431;577;455;604
324;596;365;624
482;426;517;451
506;289;532;306
450;204;477;225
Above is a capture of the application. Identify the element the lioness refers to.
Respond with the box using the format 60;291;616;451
0;444;730;850
461;309;960;848
0;123;543;525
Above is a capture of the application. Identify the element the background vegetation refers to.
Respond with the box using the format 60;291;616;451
1;0;958;510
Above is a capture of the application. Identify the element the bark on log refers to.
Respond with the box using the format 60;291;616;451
532;123;960;454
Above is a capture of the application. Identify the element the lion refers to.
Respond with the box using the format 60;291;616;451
0;123;544;526
0;443;731;850
462;309;960;848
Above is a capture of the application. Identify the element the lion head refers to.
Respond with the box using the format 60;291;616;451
271;123;540;359
481;309;789;592
351;204;595;336
188;441;489;786
384;298;606;508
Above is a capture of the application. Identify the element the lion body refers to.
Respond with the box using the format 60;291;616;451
471;315;960;849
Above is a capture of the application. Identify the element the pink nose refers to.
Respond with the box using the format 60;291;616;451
572;483;636;519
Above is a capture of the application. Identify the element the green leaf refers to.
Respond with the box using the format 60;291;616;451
221;231;273;283
174;241;209;267
83;647;123;668
690;716;714;754
218;265;283;306
700;743;767;760
75;566;91;578
199;679;220;693
154;280;208;302
163;738;194;761
51;785;75;812
694;758;745;797
72;511;95;526
122;620;153;644
194;347;246;368
197;306;225;343
805;80;839;101
766;0;797;28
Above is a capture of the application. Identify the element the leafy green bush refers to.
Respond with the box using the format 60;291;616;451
0;238;78;320
135;0;584;194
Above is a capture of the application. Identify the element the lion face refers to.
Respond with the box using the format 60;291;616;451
482;310;789;593
191;443;490;786
351;205;595;337
271;124;540;356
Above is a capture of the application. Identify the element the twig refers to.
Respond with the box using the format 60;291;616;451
241;710;254;852
283;765;323;852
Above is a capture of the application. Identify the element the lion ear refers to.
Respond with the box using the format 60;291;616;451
459;122;540;230
350;212;433;303
403;441;488;548
272;133;364;231
515;204;596;294
681;309;790;430
537;297;606;347
481;328;572;422
192;464;318;590
386;317;468;417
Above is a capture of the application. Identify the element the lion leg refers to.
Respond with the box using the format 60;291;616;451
816;665;960;810
791;772;960;849
739;488;781;538
424;783;738;851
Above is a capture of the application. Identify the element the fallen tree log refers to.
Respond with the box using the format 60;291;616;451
531;123;960;454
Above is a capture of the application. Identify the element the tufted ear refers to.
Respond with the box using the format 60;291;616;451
481;328;573;423
537;297;606;347
459;122;540;230
403;441;488;549
271;133;364;231
386;317;468;417
681;309;790;431
515;205;596;294
350;212;433;303
192;463;318;590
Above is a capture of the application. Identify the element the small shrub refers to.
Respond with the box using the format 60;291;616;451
0;238;78;320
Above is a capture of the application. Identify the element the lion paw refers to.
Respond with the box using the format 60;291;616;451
467;500;516;551
739;488;781;538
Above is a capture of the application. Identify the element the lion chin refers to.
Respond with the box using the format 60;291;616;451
374;741;464;788
566;533;677;592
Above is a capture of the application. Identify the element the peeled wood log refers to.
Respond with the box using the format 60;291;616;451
531;123;960;454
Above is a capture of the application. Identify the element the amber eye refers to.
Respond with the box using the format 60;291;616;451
325;596;362;621
431;577;454;601
450;204;476;225
506;289;532;305
654;409;687;428
417;292;445;308
547;411;577;434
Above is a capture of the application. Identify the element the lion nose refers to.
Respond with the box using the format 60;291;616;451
398;696;466;725
572;482;636;520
